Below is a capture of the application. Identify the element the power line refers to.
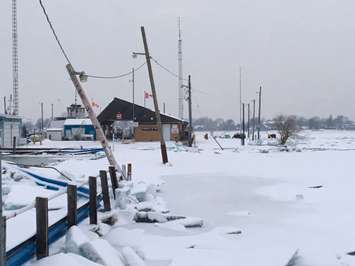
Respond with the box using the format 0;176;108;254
39;0;72;65
151;57;182;79
86;62;146;80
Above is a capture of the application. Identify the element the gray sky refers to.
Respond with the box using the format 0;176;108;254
1;0;355;121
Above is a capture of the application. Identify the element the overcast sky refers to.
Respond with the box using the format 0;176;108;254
1;0;355;122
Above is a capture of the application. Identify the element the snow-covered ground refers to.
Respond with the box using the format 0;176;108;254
3;130;355;265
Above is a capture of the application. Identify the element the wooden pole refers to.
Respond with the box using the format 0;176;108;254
0;160;5;266
89;176;97;225
66;64;121;173
242;103;245;146
127;163;132;181
257;86;262;140
140;26;168;164
247;103;250;139
99;170;111;212
0;217;5;266
36;197;48;260
252;99;256;141
67;184;77;227
12;136;16;154
108;166;118;199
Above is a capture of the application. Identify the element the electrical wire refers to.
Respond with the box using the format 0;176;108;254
39;0;73;66
86;62;146;79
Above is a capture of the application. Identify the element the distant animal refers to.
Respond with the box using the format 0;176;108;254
268;134;277;139
233;133;246;139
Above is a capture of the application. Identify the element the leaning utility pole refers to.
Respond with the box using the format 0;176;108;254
141;26;168;164
66;64;120;171
187;75;193;147
252;99;256;141
242;103;245;146
257;86;262;140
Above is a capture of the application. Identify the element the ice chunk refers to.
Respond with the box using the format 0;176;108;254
121;246;146;266
65;226;89;254
30;252;102;266
79;239;125;266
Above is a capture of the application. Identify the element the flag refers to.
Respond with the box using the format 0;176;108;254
91;100;99;108
144;91;153;99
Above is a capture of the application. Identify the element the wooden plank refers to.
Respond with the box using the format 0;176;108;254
35;197;48;260
99;170;111;211
67;185;77;227
127;163;132;181
89;176;97;225
108;166;118;199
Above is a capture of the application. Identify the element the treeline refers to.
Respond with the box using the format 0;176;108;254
193;115;355;131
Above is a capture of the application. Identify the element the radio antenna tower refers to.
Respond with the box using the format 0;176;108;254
12;0;19;116
178;17;184;119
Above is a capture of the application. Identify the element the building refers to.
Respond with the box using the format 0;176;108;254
98;98;188;142
63;119;96;140
0;114;21;148
67;104;86;119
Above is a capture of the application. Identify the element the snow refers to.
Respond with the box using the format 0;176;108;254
64;119;93;126
5;129;355;265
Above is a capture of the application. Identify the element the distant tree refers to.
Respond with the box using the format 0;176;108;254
224;119;236;131
308;116;321;129
273;115;298;145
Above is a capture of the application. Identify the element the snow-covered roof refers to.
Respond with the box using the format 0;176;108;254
49;119;65;129
46;128;63;132
64;118;92;126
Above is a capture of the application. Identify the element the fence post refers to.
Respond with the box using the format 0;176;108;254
0;217;5;266
12;136;16;154
127;163;132;181
36;197;48;260
99;170;111;212
67;184;77;228
89;176;97;225
108;166;118;199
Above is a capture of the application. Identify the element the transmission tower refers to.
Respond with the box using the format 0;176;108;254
178;17;184;120
12;0;19;116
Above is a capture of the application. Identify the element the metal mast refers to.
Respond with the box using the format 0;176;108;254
12;0;19;116
178;17;184;119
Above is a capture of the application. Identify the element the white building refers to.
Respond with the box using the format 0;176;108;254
0;114;22;148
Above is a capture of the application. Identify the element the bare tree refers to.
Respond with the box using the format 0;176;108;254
273;115;298;145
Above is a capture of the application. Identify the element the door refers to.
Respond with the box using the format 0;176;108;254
162;124;171;141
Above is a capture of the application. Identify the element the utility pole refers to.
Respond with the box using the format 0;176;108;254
132;67;135;121
257;86;262;140
40;102;44;134
187;75;193;147
51;103;54;121
252;99;256;141
247;103;250;139
242;103;245;146
163;102;166;113
141;26;168;164
66;64;120;172
239;66;242;132
3;97;6;115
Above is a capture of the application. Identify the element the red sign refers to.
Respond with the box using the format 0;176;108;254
116;112;122;120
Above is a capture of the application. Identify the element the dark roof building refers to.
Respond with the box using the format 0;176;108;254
98;98;187;142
